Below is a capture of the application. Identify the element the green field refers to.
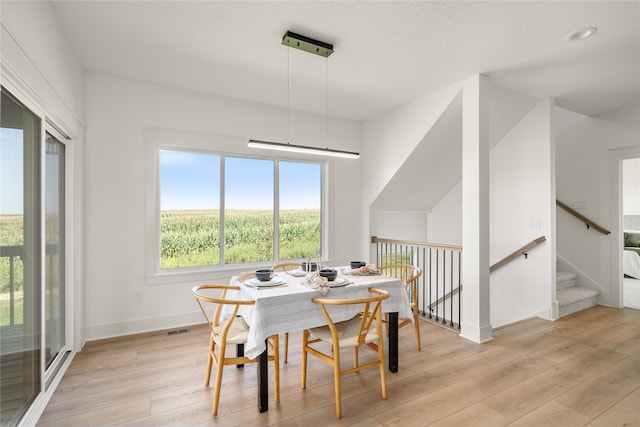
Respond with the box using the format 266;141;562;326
160;209;320;268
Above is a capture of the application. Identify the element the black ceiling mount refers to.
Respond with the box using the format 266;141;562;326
281;31;334;57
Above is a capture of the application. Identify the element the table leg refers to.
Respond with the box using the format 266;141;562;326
257;346;268;412
388;312;398;373
236;343;244;368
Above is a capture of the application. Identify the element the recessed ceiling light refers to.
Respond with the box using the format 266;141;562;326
567;27;598;41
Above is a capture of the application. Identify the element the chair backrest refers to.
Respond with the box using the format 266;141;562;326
312;288;389;346
192;284;254;341
380;264;422;303
380;264;421;286
272;262;301;271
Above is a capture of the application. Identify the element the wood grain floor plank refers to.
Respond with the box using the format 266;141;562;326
428;402;511;427
506;400;591;427
555;353;640;418
37;307;640;426
586;386;640;427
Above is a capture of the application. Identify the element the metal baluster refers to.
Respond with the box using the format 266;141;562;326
421;247;426;316
449;250;455;327
434;249;439;321
458;251;462;329
442;250;448;324
427;248;432;318
9;254;15;325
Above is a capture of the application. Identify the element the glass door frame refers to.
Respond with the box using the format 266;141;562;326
1;77;78;426
42;124;71;390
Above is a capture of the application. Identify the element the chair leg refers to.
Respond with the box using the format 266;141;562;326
377;337;387;401
211;344;225;415
205;338;215;386
284;332;289;364
301;330;308;389
413;308;421;351
333;349;342;419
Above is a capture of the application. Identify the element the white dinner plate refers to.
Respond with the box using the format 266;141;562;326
244;276;287;287
287;269;307;277
329;276;351;287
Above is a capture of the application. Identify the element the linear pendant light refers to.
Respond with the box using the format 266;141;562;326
248;31;359;160
248;139;359;159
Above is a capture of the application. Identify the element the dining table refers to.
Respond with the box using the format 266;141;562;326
227;267;413;412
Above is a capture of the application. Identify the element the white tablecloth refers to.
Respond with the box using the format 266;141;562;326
227;270;412;359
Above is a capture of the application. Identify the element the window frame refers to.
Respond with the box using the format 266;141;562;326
144;130;326;286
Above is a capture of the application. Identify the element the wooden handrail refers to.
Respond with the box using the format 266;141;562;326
371;236;462;252
556;199;610;235
490;236;546;272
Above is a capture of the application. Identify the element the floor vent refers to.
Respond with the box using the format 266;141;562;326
167;328;189;336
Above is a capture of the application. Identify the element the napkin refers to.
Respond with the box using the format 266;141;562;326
305;272;330;296
238;271;256;282
349;264;380;275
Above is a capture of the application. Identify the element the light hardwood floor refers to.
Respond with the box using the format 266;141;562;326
38;306;640;426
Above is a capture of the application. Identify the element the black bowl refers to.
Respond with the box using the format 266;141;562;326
350;261;366;269
255;269;274;281
301;262;318;272
319;269;338;281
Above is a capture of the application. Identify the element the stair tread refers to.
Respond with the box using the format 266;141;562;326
557;286;599;306
557;271;578;281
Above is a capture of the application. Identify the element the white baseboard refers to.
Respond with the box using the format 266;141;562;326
84;311;203;342
459;322;494;343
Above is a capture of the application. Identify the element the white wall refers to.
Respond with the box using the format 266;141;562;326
427;181;462;246
83;74;362;340
1;1;84;136
556;103;640;306
362;82;463;255
623;158;640;216
372;210;429;243
490;100;554;326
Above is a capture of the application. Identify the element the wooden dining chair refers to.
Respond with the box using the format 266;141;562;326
301;288;389;418
192;284;280;415
379;264;423;350
272;262;301;363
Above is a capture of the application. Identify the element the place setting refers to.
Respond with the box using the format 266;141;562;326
241;269;288;290
340;261;382;276
286;261;318;277
300;267;352;296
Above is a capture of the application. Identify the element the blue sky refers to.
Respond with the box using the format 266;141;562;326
1;128;63;215
1;128;25;215
160;150;320;211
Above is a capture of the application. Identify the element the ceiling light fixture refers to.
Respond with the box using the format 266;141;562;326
248;31;359;159
248;139;360;159
566;27;598;41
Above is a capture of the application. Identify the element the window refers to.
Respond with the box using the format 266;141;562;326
155;146;322;271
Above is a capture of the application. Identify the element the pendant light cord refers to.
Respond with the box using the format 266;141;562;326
326;56;329;148
287;47;290;145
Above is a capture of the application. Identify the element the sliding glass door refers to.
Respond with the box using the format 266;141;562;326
1;87;68;426
0;88;42;425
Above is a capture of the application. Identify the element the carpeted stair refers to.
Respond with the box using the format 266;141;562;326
556;271;599;316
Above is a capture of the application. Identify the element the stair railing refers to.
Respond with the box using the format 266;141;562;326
371;236;462;331
556;199;610;235
372;234;550;333
490;235;547;272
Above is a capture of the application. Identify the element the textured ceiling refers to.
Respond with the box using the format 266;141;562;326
51;1;640;122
